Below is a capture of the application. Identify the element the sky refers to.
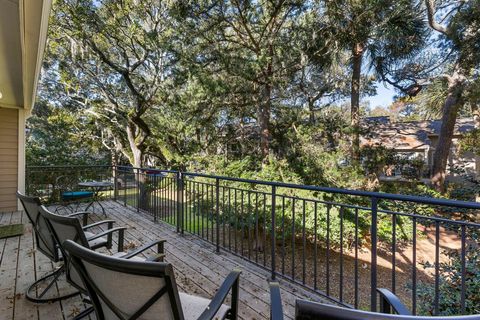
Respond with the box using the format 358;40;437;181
366;83;397;108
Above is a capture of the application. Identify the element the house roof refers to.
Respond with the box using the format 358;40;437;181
0;0;52;111
361;117;476;151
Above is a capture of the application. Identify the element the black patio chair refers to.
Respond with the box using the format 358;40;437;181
64;239;241;320
16;191;92;303
269;282;480;320
40;205;167;319
54;175;94;214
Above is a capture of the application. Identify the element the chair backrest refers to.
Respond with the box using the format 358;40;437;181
39;205;90;291
64;240;185;320
16;191;60;262
55;175;79;200
295;300;480;320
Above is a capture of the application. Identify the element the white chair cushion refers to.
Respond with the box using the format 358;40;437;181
179;292;230;320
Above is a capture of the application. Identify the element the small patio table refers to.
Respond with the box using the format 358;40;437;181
78;181;113;216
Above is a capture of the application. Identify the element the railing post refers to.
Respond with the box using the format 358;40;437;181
176;172;184;233
136;168;140;212
113;165;118;201
215;177;220;253
271;185;276;280
123;169;127;207
371;197;378;312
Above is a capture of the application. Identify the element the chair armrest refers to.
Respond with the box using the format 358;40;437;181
197;269;241;320
269;282;284;320
87;227;127;252
67;211;91;226
82;220;115;230
121;239;166;260
377;288;411;315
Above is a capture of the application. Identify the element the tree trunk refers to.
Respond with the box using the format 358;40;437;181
472;105;480;182
308;97;315;124
126;123;144;168
351;42;364;161
126;122;149;209
258;84;271;164
431;71;465;192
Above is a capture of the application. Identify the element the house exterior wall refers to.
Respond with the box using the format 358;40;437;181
0;107;19;212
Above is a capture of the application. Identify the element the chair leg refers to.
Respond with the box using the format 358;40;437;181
26;265;80;303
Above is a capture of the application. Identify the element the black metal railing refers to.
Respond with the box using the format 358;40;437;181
26;165;480;315
26;165;114;202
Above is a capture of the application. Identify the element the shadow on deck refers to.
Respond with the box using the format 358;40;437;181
0;200;327;320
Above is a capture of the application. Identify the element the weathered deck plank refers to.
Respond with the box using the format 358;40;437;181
13;212;38;320
0;210;22;320
1;201;328;320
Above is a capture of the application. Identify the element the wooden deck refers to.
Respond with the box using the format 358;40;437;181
0;200;328;320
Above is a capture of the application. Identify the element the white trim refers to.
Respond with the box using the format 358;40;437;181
29;0;52;111
17;109;26;210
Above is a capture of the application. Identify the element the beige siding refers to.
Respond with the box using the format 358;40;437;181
0;108;18;212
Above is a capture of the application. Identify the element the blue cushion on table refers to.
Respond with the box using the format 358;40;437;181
61;191;94;200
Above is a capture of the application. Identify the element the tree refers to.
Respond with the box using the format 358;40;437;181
26;101;108;166
323;0;425;159
426;0;480;191
177;0;307;163
46;0;177;168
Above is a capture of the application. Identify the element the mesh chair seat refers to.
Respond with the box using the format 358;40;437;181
179;292;230;319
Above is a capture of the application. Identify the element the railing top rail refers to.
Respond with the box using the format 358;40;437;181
26;165;480;210
182;172;480;210
27;165;112;169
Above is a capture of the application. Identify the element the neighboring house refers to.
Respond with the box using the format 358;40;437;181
362;116;479;182
0;0;52;212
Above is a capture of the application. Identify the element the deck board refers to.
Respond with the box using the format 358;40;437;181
0;201;329;319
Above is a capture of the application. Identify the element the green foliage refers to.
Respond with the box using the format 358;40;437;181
460;129;480;157
26;102;109;166
417;243;480;315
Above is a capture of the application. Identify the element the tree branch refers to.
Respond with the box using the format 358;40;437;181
425;0;448;35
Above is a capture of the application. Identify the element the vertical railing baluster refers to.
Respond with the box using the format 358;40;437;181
177;172;184;233
123;169;127;207
291;198;296;280
354;208;359;309
241;190;244;256
153;174;157;222
370;197;378;312
248;191;252;260
216;178;220;253
228;188;232;251
340;206;344;302
234;188;238;253
282;196;286;275
113;165;118;201
412;217;417;315
461;224;466;314
255;192;259;264
263;193;267;267
326;204;331;296
302;200;306;285
434;221;440;315
392;213;397;294
314;201;318;291
271;185;276;280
